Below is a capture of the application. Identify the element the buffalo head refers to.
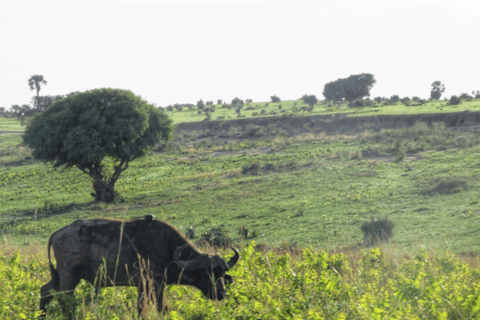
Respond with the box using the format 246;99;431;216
169;245;240;300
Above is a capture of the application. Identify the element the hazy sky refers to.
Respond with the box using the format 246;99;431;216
1;0;479;109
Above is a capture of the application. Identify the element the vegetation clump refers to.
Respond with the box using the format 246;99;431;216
422;176;468;196
196;226;233;248
361;217;394;246
449;95;461;105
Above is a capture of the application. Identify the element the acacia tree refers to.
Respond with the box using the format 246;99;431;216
23;88;173;203
323;73;376;104
28;75;48;108
430;81;445;100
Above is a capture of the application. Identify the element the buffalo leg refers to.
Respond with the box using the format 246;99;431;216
39;280;55;319
57;270;81;320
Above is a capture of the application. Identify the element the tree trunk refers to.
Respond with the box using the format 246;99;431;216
92;178;116;203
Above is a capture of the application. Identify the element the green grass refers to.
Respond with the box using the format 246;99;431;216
0;117;24;132
2;121;480;254
166;98;480;124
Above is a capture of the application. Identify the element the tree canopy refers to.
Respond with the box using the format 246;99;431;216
302;94;318;107
23;88;173;203
430;81;445;100
323;73;376;104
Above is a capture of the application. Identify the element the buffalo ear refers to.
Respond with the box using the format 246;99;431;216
224;274;233;284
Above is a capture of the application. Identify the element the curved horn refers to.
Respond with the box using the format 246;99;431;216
173;244;189;261
226;247;240;270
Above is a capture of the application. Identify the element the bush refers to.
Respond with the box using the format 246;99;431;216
351;99;365;108
271;95;281;103
361;217;394;246
449;95;461;105
196;226;233;248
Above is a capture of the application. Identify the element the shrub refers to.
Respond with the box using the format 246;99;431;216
449;95;461;105
196;226;233;248
361;217;394;246
351;99;365;108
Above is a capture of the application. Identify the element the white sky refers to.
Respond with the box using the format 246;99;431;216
1;0;479;109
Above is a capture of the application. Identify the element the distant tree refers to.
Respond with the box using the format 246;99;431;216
430;81;445;100
302;94;318;107
270;95;281;103
390;95;400;104
217;99;222;105
28;75;48;108
323;73;376;104
32;95;64;112
196;99;205;110
23;88;173;203
232;97;244;108
166;105;174;111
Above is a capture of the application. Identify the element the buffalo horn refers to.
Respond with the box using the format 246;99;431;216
226;247;240;270
173;244;188;261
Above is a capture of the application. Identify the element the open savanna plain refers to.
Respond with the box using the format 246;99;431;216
2;105;480;318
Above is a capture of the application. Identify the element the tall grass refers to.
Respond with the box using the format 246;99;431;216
2;241;480;319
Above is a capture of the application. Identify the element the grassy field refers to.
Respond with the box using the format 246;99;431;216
2;120;480;253
0;117;24;132
2;104;480;318
165;98;480;124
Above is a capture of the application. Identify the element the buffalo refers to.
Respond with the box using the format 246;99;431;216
40;215;239;318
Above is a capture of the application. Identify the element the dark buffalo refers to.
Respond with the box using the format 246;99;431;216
40;215;239;318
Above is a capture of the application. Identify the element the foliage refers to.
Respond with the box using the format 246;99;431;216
431;81;446;100
2;244;480;319
231;97;243;108
361;217;394;246
449;95;461;105
301;94;318;107
323;73;376;103
390;95;400;104
270;95;281;103
22;88;173;203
